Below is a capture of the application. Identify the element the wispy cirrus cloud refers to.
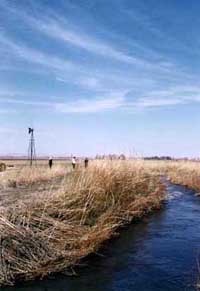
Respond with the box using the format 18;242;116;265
30;18;146;66
0;88;126;113
0;33;75;72
0;0;199;116
1;84;200;114
134;97;186;108
0;0;190;77
133;85;200;109
56;76;101;90
0;97;123;113
0;1;145;66
0;0;197;106
0;33;160;94
55;96;124;113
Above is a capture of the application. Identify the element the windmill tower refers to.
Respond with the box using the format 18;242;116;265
28;128;36;166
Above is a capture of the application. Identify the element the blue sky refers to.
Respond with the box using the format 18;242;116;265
1;0;200;157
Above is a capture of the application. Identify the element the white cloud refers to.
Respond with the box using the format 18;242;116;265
0;91;125;113
0;2;145;66
0;1;196;100
0;0;188;75
1;0;200;116
0;34;75;73
2;84;200;114
33;18;145;66
130;85;200;108
0;96;53;107
55;96;124;113
135;97;185;108
56;76;101;90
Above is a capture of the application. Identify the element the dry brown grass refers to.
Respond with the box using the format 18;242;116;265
161;161;200;191
0;160;165;286
0;164;70;189
142;159;200;192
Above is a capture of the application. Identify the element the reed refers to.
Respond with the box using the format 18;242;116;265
0;160;165;286
164;161;200;191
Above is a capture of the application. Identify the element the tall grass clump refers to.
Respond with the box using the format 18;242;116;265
165;161;200;191
0;160;165;286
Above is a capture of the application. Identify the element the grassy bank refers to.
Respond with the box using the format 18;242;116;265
0;160;165;286
164;161;200;192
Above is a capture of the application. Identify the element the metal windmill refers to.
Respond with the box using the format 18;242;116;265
28;127;36;166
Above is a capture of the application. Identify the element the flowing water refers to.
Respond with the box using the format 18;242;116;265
3;182;200;291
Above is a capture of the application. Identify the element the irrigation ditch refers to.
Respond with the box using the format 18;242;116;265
2;180;200;291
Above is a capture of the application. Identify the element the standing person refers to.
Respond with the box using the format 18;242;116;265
72;156;76;169
48;156;53;169
84;157;89;168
